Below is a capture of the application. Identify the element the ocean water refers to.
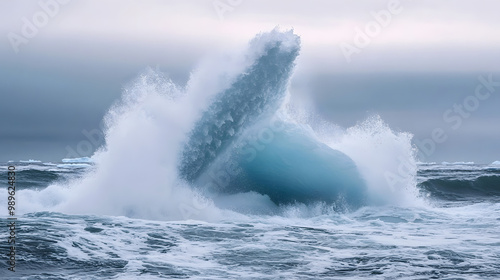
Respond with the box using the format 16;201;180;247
1;29;499;279
1;161;500;279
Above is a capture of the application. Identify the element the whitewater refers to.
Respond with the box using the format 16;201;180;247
0;29;499;279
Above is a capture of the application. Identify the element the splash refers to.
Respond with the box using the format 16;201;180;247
15;29;420;220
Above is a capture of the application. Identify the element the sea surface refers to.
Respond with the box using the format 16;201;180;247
1;161;499;279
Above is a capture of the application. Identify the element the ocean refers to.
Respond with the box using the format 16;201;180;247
1;161;499;279
1;29;499;279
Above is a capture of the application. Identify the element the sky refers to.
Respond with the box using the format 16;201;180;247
0;0;499;163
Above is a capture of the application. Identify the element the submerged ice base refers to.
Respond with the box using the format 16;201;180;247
237;128;366;207
200;125;367;208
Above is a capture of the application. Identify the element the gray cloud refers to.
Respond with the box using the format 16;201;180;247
1;0;499;163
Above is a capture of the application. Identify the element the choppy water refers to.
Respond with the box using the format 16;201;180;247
1;161;499;279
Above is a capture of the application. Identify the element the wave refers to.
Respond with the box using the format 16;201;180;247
56;163;92;169
419;176;500;201
0;169;60;190
178;30;368;209
179;31;301;182
1;163;91;172
62;157;93;163
20;159;42;163
418;163;500;201
441;161;475;165
4;29;421;220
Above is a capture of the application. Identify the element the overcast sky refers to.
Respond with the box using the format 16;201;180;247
1;0;499;163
